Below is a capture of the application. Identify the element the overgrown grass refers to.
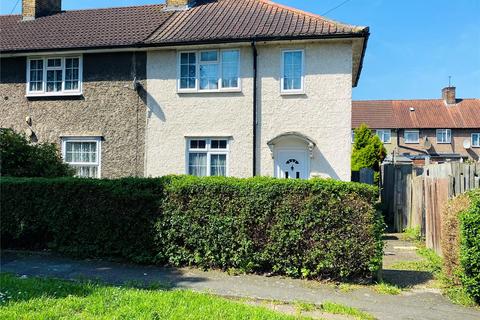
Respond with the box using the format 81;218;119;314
373;282;401;295
322;301;375;320
401;227;423;242
390;243;477;307
0;274;306;320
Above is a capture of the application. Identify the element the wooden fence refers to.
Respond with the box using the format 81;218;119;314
381;162;480;255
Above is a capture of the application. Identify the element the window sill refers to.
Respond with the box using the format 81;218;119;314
177;88;242;94
280;90;306;96
26;92;83;98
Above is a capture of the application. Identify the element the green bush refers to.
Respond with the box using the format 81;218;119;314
351;124;386;173
0;176;383;280
460;189;480;303
0;128;74;177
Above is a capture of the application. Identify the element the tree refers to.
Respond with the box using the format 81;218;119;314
351;124;386;172
0;128;75;177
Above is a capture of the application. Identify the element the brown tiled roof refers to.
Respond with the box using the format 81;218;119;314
0;4;171;53
0;0;367;53
146;0;367;45
352;99;480;129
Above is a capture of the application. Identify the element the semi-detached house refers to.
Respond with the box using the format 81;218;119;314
0;0;369;181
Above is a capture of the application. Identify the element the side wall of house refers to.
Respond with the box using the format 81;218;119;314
145;41;353;181
257;41;353;181
0;52;146;178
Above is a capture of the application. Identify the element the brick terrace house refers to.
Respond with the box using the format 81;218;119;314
352;87;480;164
1;0;369;181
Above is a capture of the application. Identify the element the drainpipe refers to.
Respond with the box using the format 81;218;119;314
252;41;258;176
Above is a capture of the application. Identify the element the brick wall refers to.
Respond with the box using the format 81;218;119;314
22;0;61;19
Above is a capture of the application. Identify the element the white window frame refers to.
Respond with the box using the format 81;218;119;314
177;49;241;93
404;130;420;144
281;49;305;95
436;129;452;144
61;136;101;178
26;56;83;97
472;133;480;148
376;129;392;144
186;138;230;177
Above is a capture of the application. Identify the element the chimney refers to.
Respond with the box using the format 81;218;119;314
165;0;195;10
442;86;456;105
22;0;61;20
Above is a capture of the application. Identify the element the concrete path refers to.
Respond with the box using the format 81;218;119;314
1;239;479;320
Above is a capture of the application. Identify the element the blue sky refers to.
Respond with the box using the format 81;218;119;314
2;0;479;100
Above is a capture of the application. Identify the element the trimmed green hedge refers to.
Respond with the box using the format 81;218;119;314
460;189;480;303
1;176;383;280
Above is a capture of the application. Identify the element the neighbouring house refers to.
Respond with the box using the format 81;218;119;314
1;0;369;181
352;87;480;164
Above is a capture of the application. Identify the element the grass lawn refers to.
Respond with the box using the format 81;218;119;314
0;273;306;320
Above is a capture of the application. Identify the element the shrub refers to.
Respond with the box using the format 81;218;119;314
441;189;480;303
460;189;480;303
351;124;386;173
0;176;383;280
0;128;74;177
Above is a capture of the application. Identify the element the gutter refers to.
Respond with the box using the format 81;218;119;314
354;27;370;87
252;41;258;176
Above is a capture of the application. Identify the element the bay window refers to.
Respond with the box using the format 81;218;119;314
178;49;240;92
187;138;229;176
62;137;101;178
27;56;82;96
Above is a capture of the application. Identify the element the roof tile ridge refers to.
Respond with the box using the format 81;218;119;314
257;0;366;32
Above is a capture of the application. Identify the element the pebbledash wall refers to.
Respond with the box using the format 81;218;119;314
145;40;353;181
0;52;146;178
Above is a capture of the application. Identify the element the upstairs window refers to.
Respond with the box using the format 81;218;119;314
404;130;420;144
436;129;452;144
187;138;229;177
376;129;392;144
281;50;304;93
27;56;82;96
178;49;240;92
472;133;480;147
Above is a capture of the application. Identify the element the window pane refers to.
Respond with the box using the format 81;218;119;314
65;142;97;164
210;154;226;176
180;53;196;89
211;140;227;149
190;140;206;149
222;50;239;88
200;64;219;90
405;131;419;143
283;51;302;91
200;51;218;62
188;153;207;176
47;58;61;67
473;134;480;146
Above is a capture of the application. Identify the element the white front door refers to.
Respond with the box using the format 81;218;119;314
276;150;309;179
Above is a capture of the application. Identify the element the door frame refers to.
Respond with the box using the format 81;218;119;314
274;148;310;179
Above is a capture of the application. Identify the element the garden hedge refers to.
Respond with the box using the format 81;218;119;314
442;189;480;303
1;176;383;280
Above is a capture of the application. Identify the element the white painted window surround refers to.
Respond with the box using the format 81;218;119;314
436;129;452;144
177;49;240;93
26;56;83;97
376;129;391;144
61;137;101;178
186;138;229;176
472;133;480;147
404;130;420;144
281;49;305;94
